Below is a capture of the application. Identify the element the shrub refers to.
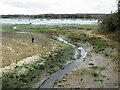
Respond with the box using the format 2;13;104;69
100;11;120;33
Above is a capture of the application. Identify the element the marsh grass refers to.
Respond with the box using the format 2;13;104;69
68;32;107;52
2;24;98;32
89;37;107;52
2;40;74;88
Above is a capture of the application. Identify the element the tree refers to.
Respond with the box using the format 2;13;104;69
100;1;120;33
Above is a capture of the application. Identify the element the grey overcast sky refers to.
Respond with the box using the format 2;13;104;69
0;0;117;15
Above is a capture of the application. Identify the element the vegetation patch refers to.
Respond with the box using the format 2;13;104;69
68;32;107;52
68;33;88;42
89;37;107;52
2;24;67;34
89;66;106;70
2;24;98;33
94;79;103;82
2;39;74;88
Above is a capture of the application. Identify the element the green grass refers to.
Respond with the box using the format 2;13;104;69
68;33;88;42
1;24;16;31
94;79;103;82
2;39;74;88
89;66;106;70
68;32;107;52
74;25;98;30
2;24;98;32
89;37;107;52
3;58;45;88
2;24;68;34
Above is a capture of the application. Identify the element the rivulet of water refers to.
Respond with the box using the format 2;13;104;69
39;36;87;88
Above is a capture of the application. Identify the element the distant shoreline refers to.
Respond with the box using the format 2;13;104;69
0;13;107;19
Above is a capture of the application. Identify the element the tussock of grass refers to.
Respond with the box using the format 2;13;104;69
68;33;88;42
89;66;106;70
89;37;107;52
94;79;103;82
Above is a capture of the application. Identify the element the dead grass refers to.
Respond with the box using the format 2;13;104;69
2;32;53;67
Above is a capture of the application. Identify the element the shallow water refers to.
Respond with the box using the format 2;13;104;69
1;18;98;25
39;36;87;88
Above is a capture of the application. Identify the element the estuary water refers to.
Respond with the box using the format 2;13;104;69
1;18;98;25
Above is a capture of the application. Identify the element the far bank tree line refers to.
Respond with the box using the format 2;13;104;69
1;14;106;19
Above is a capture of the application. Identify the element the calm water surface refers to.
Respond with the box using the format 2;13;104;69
1;18;98;25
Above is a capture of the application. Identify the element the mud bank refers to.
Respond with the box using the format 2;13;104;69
53;37;118;88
